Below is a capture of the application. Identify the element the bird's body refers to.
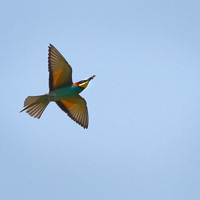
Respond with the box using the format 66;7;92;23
49;84;84;101
20;44;95;129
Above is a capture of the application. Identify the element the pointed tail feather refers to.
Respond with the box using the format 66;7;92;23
20;94;50;119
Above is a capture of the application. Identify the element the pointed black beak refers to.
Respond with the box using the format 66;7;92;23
87;75;95;82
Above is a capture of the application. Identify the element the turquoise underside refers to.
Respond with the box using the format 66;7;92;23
48;85;84;101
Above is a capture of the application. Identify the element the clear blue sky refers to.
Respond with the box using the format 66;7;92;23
1;0;200;199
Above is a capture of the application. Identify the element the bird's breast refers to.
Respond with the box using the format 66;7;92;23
49;85;83;102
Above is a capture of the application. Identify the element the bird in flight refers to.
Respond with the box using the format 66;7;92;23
20;44;95;129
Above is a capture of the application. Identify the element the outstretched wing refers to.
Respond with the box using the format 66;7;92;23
48;44;73;91
56;95;89;129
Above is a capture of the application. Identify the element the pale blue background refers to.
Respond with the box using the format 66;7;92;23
1;1;200;199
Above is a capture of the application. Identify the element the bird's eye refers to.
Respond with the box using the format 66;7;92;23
78;80;86;85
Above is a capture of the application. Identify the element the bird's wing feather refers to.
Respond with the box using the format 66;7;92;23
56;95;88;129
48;44;72;91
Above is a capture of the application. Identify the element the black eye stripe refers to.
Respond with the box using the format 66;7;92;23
77;80;86;85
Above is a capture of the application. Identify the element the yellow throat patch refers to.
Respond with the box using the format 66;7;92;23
79;81;89;88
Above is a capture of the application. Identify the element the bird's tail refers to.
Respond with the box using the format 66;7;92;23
20;94;50;119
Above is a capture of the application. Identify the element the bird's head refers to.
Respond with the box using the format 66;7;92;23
74;75;95;89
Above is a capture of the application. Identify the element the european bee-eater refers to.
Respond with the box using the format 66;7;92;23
20;44;95;129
